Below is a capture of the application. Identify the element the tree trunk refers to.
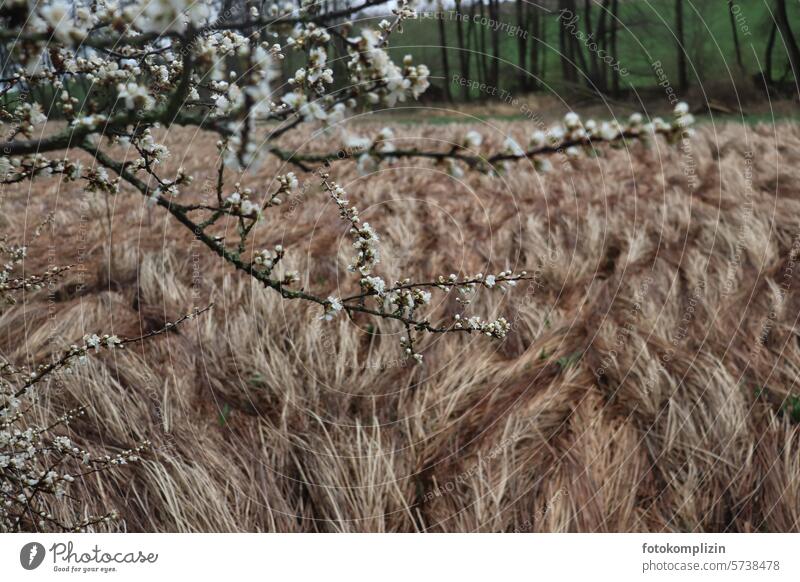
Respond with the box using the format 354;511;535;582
528;4;542;90
539;8;547;82
516;0;528;91
478;0;489;89
765;19;778;86
569;0;590;87
611;0;620;96
596;0;610;92
559;0;573;82
455;0;471;101
675;0;689;91
727;0;745;74
489;0;501;88
774;0;800;84
436;3;453;102
583;0;600;88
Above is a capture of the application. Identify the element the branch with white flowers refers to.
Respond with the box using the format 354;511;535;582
269;106;696;176
0;293;213;532
0;0;695;363
81;139;532;362
0;0;700;530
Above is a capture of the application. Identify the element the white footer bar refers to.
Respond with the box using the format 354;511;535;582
2;534;798;581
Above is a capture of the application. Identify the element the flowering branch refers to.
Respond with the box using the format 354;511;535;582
1;297;213;532
0;0;694;361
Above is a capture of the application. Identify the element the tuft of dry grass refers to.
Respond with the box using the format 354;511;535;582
3;120;800;532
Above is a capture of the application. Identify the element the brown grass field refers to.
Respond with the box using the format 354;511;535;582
4;119;800;532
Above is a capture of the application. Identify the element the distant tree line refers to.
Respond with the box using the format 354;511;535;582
3;0;797;106
412;0;800;102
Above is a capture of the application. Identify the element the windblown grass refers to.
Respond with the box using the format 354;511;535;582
3;120;800;532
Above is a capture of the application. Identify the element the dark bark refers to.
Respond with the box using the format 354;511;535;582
569;0;591;87
774;0;800;84
765;19;778;86
610;0;620;96
528;4;542;90
539;8;548;82
675;0;689;91
455;0;471;100
436;5;453;101
727;0;745;74
559;0;573;82
489;0;501;87
516;0;528;91
478;0;489;88
596;0;610;92
583;0;600;87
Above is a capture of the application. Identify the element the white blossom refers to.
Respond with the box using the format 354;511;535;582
320;296;343;321
117;83;154;110
503;137;525;157
464;130;483;149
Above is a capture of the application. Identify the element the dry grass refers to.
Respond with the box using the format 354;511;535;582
3;119;800;532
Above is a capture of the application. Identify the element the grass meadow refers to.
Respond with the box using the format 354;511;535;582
5;117;800;531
